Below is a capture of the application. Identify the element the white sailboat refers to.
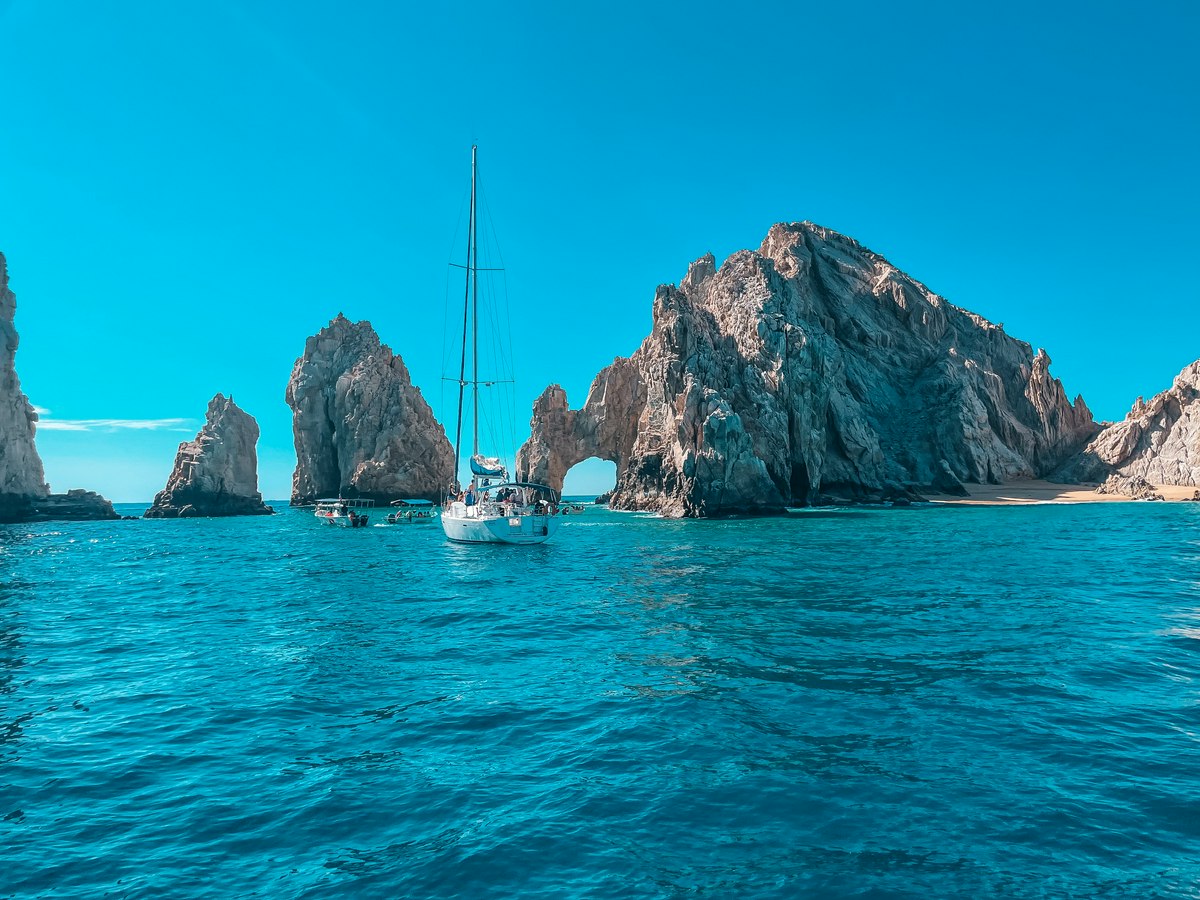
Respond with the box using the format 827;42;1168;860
440;146;563;545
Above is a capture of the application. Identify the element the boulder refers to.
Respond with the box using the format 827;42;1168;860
144;394;273;518
1095;473;1165;501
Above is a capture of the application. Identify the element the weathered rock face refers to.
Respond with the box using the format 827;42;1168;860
287;315;454;504
145;394;273;518
518;222;1098;517
1056;360;1200;486
0;251;49;520
1;253;120;524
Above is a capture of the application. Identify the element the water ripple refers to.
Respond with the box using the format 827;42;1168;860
2;502;1199;897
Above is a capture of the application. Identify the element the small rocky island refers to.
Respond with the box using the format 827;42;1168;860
286;314;454;504
518;222;1099;517
0;251;118;524
144;394;273;518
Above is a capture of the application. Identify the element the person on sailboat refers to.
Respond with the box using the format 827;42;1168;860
465;485;477;513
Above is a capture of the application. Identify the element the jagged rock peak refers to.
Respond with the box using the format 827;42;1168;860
1057;359;1200;486
286;315;454;504
145;393;273;518
518;221;1098;517
0;251;49;512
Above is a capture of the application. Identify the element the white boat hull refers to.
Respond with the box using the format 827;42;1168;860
441;504;561;544
313;503;374;528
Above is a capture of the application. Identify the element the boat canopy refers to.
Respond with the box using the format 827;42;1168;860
470;454;506;477
391;498;434;507
474;481;560;501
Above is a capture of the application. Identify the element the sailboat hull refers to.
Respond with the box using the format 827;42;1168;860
441;508;562;545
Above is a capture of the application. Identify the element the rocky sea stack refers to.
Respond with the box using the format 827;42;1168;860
1;252;117;523
1056;359;1200;487
286;315;454;505
0;251;49;521
145;393;273;518
518;222;1099;517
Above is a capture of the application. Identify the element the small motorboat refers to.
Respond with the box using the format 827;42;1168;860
382;499;438;525
314;498;375;528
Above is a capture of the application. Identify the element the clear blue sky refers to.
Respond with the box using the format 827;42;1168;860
2;0;1197;501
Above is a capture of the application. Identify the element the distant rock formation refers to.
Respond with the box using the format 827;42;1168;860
0;251;49;521
286;314;454;505
518;222;1098;517
24;489;120;521
1;252;118;524
1056;360;1200;487
145;394;273;518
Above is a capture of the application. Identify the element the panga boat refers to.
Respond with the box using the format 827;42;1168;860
439;146;562;546
314;498;375;528
383;499;438;525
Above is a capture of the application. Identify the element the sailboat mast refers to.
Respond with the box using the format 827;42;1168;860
453;146;476;486
471;146;480;459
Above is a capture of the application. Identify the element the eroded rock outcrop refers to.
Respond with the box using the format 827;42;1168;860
1;254;119;523
518;222;1098;517
25;489;120;521
1057;360;1200;486
0;251;49;521
145;394;273;518
287;315;454;504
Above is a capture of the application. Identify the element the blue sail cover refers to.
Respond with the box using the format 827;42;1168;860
470;454;506;477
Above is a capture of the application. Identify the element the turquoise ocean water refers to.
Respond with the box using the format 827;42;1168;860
2;501;1199;898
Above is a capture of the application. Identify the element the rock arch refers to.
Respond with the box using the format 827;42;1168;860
517;222;1098;518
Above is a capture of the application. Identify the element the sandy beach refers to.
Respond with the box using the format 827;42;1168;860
928;478;1200;505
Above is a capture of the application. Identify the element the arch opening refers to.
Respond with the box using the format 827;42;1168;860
562;457;617;502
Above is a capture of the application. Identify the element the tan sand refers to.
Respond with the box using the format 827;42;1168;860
927;478;1200;505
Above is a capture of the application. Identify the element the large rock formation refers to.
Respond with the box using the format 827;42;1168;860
287;315;454;504
145;393;273;518
0;251;50;521
518;222;1098;517
1;253;118;523
1056;360;1200;486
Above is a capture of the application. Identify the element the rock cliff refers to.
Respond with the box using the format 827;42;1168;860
287;315;454;504
1057;360;1200;486
145;393;273;518
1;252;119;523
0;251;49;520
518;222;1098;516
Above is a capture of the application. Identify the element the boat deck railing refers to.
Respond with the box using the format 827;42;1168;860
315;498;377;510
